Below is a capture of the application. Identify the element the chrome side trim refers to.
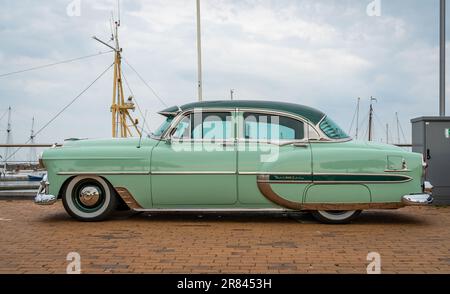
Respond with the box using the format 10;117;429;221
115;187;143;209
57;171;150;175
256;174;406;210
238;171;311;176
151;171;236;175
384;169;411;173
133;208;290;212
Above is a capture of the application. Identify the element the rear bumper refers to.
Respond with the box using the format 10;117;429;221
402;181;433;206
402;194;433;205
34;174;57;205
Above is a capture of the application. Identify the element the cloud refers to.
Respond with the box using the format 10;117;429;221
0;0;446;161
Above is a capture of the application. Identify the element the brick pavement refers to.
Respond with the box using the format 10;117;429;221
0;200;449;273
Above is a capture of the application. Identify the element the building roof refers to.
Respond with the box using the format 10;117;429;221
159;100;325;124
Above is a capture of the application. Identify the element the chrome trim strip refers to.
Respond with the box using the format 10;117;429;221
115;187;143;209
133;208;290;212
57;171;150;175
161;108;237;140
151;171;236;175
384;169;411;173
238;171;311;176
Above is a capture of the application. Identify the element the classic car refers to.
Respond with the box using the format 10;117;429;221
35;100;433;223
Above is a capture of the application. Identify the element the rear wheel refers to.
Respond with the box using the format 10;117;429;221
62;175;117;221
311;210;361;224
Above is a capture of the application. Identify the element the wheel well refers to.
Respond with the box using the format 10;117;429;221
57;176;75;199
57;175;128;209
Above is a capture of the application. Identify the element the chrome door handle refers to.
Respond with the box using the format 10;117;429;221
292;143;308;148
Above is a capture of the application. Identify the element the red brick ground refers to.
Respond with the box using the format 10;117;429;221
0;200;449;273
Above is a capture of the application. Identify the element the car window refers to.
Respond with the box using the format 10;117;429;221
153;115;174;137
319;116;349;139
243;113;304;140
172;112;233;140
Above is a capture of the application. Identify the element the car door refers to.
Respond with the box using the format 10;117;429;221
237;110;313;205
151;109;237;206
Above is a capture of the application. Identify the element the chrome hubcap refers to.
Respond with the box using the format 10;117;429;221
78;186;101;207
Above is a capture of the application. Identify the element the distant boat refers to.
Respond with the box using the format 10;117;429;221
27;174;44;181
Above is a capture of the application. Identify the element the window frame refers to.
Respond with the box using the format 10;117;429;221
163;109;236;143
237;109;316;144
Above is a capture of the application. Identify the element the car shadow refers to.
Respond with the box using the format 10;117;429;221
38;209;430;226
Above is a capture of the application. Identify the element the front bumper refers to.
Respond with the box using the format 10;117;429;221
34;174;57;205
401;181;433;206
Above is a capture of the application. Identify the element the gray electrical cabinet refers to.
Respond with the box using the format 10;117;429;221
411;117;450;204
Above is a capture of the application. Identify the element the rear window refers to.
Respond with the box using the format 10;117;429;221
319;116;349;139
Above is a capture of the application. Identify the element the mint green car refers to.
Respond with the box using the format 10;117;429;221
36;100;433;223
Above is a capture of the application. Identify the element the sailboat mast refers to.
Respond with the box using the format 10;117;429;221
355;97;360;139
368;97;374;141
4;106;12;169
29;117;36;165
196;0;203;101
395;112;400;144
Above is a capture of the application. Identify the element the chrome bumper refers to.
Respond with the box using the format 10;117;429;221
402;194;433;205
34;174;57;205
401;181;433;206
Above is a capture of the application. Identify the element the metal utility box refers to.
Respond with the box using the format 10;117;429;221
411;117;450;204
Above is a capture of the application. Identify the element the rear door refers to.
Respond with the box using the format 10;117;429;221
237;111;312;205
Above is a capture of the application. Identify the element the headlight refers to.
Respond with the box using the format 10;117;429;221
38;152;45;169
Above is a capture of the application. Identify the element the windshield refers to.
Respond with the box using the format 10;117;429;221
153;116;174;137
319;116;350;139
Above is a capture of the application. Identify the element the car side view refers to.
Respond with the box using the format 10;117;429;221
35;100;433;223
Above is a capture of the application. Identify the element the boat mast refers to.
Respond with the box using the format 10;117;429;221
395;112;400;144
3;106;12;170
93;16;141;138
355;97;360;139
368;97;376;141
29;117;36;165
196;0;203;102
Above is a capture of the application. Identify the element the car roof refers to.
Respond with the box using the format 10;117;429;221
158;100;325;124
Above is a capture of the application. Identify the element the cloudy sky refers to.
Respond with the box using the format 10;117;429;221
0;0;447;161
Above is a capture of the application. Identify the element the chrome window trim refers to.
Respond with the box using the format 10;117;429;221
161;108;236;141
236;108;319;142
160;106;352;143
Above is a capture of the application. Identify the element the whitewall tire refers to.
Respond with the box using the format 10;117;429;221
62;175;117;221
311;210;362;224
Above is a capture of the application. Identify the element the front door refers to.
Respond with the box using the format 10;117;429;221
237;111;312;205
151;110;237;206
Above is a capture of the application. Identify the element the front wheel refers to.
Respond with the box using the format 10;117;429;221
311;210;362;224
62;175;117;221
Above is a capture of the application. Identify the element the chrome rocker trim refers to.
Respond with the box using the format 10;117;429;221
34;174;57;205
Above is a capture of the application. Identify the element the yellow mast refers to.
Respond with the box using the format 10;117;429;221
94;19;141;138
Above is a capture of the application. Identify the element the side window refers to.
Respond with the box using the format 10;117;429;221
172;112;233;140
243;113;304;140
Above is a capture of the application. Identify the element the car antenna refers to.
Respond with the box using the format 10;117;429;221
137;110;148;148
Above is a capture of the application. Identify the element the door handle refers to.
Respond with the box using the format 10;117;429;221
426;149;431;160
293;142;308;148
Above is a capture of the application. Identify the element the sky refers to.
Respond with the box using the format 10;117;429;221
0;0;448;161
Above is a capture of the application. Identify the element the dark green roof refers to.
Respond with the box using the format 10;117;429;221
159;100;325;124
